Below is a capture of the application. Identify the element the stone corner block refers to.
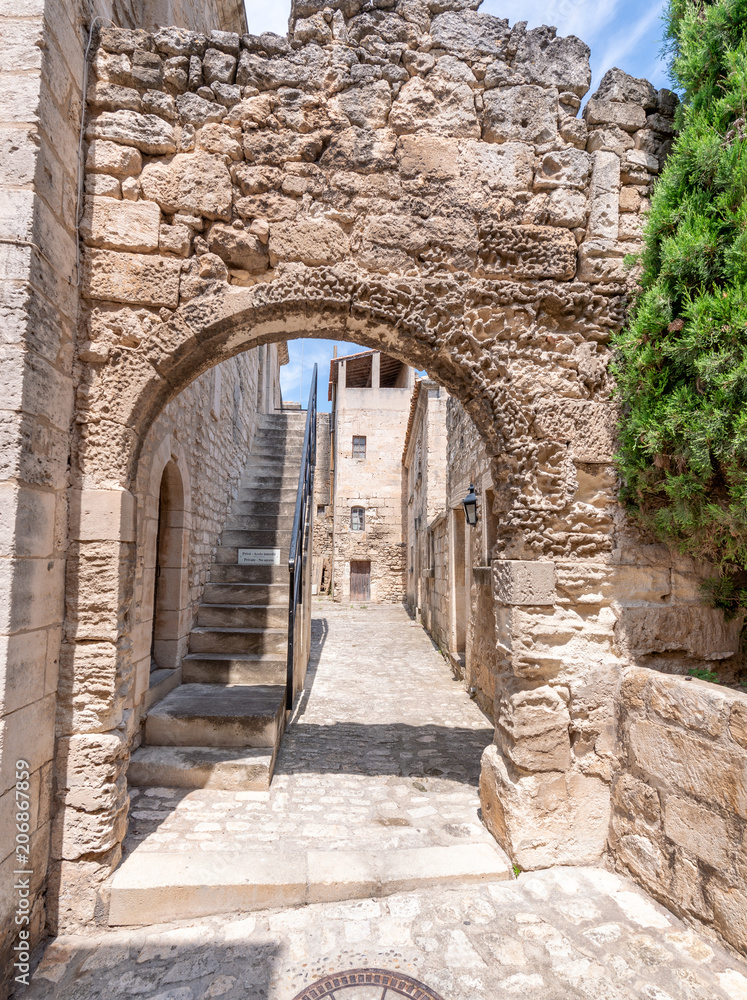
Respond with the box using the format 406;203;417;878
493;560;556;606
70;489;136;543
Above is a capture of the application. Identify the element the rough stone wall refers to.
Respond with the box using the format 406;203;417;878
611;668;747;955
445;395;500;719
41;0;747;949
1;3;80;985
332;377;410;603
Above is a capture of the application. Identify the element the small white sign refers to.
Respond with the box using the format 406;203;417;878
238;548;281;566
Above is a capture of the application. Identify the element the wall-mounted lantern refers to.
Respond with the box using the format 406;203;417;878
462;484;478;527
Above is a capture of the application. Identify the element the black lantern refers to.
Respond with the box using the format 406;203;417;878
463;484;478;527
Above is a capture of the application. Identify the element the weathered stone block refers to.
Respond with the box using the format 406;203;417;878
140;150;232;221
555;563;671;606
664;795;732;870
496;685;571;772
269;218;350;266
576;239;628;283
482;86;558;146
430;10;510;59
198;122;243;160
390;76;479;138
86;139;142;178
593;68;658;110
80;198;161;253
586;125;635;154
515;28;591;98
397;135;459;179
480;744;609;868
69;489;135;543
82;249;182;308
208;224;269;271
176;92;225;126
478;223;577;280
458;140;534;192
493;560;555;606
629;720;747;819
333;80;392;129
585;99;646;133
534;148;591;190
713;886;747;953
202;47;237;86
619;605;742;662
86;110;176;155
159;223;192;257
648;672;727;739
730;701;747;750
319;127;397;174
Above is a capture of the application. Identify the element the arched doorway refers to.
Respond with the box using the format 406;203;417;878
150;459;188;674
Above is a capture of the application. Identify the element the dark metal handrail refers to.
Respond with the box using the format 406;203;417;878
286;364;318;711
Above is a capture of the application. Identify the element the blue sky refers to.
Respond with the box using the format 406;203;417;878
245;0;671;409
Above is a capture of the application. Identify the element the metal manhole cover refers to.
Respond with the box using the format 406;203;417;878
290;967;446;1000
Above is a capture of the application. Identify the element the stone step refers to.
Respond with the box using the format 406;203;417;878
236;489;300;504
221;515;296;533
128;745;275;791
244;455;304;470
219;530;293;548
182;653;286;686
239;476;304;491
144;683;285;748
229;500;297;517
201;582;289;605
188;625;286;655
108;842;512;926
196;603;288;629
208;564;289;585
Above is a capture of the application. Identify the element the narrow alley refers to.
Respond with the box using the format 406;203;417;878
21;606;747;1000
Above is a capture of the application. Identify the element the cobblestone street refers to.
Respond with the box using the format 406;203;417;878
125;603;496;857
19;605;747;999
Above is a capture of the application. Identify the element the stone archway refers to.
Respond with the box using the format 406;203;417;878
52;2;687;927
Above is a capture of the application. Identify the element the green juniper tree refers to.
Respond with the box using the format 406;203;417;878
613;0;747;616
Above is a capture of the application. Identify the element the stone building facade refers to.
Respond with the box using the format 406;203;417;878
3;0;747;978
402;378;447;624
329;350;413;603
404;386;501;719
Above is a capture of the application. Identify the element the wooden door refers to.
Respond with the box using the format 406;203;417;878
350;560;371;601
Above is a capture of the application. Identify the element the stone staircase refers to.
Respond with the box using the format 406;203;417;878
129;411;308;792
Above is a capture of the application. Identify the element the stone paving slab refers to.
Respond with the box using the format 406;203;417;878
20;867;747;1000
109;843;511;925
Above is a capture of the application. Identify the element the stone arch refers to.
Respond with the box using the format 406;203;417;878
54;3;693;927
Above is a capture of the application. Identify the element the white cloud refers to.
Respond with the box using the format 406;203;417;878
595;0;667;83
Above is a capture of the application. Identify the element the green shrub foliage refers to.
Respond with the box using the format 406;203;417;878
613;0;747;607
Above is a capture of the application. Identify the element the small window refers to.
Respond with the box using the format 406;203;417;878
351;507;365;531
317;504;326;515
352;435;366;459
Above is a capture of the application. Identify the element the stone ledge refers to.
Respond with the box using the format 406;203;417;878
108;842;512;925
